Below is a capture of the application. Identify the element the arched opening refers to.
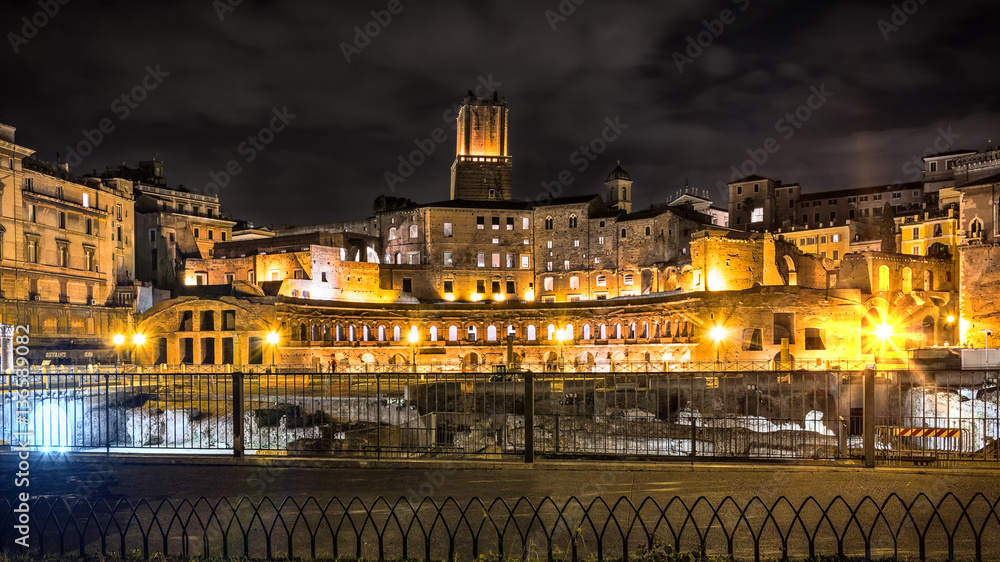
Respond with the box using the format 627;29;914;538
487;325;497;341
878;266;890;292
377;326;386;342
527;325;536;341
922;315;935;347
361;353;377;365
348;326;356;342
363;325;371;341
582;324;591;340
614;323;622;340
641;270;653;295
577;352;596;372
429;326;439;341
388;353;407;366
544;352;560;372
448;325;458;342
322;325;330;341
547;324;556;341
463;352;481;369
564;324;574;340
467;325;478;342
782;255;798;286
311;324;320;341
924;270;934;291
599;324;607;340
298;323;307;341
901;268;912;293
392;325;401;342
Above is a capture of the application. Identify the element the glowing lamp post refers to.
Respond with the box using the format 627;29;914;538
556;327;568;371
709;326;726;370
266;331;280;369
112;334;125;373
874;323;894;369
408;326;420;374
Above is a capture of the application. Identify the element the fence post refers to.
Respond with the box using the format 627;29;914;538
863;368;875;468
524;371;534;463
233;371;244;458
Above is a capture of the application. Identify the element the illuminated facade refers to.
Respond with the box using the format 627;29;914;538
0;123;134;366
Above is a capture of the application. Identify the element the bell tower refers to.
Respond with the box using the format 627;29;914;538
450;92;512;201
605;161;632;213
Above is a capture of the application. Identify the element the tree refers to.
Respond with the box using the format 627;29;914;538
372;195;418;213
880;202;896;253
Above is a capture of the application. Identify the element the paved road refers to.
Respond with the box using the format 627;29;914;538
5;456;1000;560
5;454;998;504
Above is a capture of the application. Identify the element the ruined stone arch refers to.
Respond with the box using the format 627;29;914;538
782;255;798;286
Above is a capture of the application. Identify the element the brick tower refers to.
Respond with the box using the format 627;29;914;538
450;92;512;201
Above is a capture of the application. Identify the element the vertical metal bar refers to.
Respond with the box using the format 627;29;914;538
524;371;534;463
863;369;875;468
233;371;244;457
105;373;111;455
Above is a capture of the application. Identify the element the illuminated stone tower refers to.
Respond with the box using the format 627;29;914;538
450;92;512;201
605;161;633;213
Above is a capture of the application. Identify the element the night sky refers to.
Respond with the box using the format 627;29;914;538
3;0;999;227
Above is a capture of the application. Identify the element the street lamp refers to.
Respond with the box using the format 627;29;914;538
981;329;994;368
874;323;894;369
709;326;726;369
408;326;419;374
556;327;568;371
266;331;280;369
112;334;125;373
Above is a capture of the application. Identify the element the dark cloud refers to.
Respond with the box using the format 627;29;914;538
3;0;999;226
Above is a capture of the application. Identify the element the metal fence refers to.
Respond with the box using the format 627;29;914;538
3;368;1000;464
3;493;998;561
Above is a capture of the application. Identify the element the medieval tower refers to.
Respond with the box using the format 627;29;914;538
450;92;512;201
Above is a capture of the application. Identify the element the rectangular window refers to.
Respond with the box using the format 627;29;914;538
506;253;514;268
546;240;552;249
444;280;454;293
492;216;500;230
874;207;883;217
86;218;93;235
751;207;764;222
408;252;419;265
598;236;605;245
506;217;514;230
569;276;579;290
443;252;454;266
321;272;328;282
833;250;839;260
443;222;453;237
543;277;554;291
208;230;214;240
149;229;157;242
27;204;35;223
574;239;580;247
742;328;763;351
736;186;742;195
58;212;66;229
84;247;94;271
476;280;486;293
820;236;827;244
830;211;836;222
506;280;515;293
402;278;412;293
805;328;825;350
564;260;570;270
222;231;227;241
492;253;500;267
194;227;200;238
522;217;530;230
492;237;499;244
477;253;485;267
116;204;122;221
892;192;902;199
873;194;882;201
831;234;840;243
912;227;920;239
476;216;485;230
849;210;855;220
773;313;795;345
520;255;530;268
814;213;820;223
81;193;90;207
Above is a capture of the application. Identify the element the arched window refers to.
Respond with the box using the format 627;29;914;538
924;270;934;291
596;275;607;287
448;325;458;341
582;324;591;340
623;274;634;286
349;326;356;341
621;228;627;238
467;325;477;341
385;253;392;264
621;187;627;200
377;326;386;341
564;324;574;340
644;226;651;236
487;325;497;341
628;322;636;339
388;227;397;240
971;219;984;237
642;322;649;338
429;326;439;341
393;325;401;342
394;252;401;264
544;217;553;230
614;323;622;339
409;224;418;238
363;325;371;341
878;265;890;292
507;325;516;337
527;325;536;341
902;268;912;293
569;215;578;228
599;324;607;339
547;324;556;341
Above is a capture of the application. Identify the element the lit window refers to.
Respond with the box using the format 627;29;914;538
574;239;580;247
389;227;396;240
598;236;605;245
623;274;634;286
522;217;529;230
409;224;418;238
82;193;90;207
477;216;485;229
544;277;554;291
546;261;552;272
477;253;485;267
547;240;552;249
751;207;764;223
570;276;579;290
444;252;453;266
564;260;570;270
443;222;453;237
506;217;514;230
520;255;530;268
596;275;607;287
492;216;500;230
492;253;500;267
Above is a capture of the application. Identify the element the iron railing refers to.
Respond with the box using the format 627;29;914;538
4;369;1000;464
2;493;998;561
